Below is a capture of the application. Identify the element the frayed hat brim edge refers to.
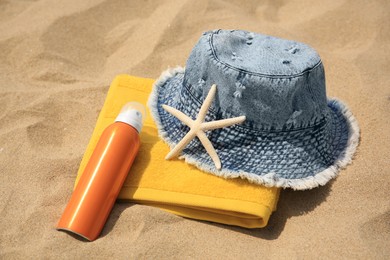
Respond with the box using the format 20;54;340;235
148;67;360;190
147;66;185;147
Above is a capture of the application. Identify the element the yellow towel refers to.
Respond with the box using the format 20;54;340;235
74;75;280;228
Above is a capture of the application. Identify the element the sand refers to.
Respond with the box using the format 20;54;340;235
0;0;389;258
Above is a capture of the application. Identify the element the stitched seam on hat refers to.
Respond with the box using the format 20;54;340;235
237;119;328;134
208;32;322;79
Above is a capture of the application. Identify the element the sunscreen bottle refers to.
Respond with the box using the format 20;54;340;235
57;102;145;241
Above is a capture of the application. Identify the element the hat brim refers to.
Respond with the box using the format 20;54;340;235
148;67;360;190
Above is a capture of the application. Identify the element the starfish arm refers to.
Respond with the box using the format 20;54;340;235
196;84;217;122
162;104;193;127
201;116;246;131
165;130;196;160
196;130;221;170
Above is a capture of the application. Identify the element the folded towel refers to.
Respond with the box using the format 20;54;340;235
74;75;280;228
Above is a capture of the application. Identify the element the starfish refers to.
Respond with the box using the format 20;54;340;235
162;84;246;170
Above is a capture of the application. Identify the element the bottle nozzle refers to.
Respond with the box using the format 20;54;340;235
115;102;146;133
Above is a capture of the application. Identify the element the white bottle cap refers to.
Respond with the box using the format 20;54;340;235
115;102;146;133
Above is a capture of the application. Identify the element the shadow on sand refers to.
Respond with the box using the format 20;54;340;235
206;180;334;240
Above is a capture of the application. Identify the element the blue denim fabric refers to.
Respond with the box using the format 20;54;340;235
148;30;359;190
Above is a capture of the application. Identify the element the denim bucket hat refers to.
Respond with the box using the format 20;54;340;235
148;29;359;190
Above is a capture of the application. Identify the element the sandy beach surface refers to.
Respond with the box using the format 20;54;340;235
1;0;389;258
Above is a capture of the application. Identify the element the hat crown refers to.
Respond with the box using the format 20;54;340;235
183;30;328;130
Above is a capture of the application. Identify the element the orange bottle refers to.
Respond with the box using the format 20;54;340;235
57;102;145;241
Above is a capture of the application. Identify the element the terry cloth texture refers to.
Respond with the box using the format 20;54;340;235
74;75;280;228
148;30;360;190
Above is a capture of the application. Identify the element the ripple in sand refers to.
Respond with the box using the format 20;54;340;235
360;210;390;255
